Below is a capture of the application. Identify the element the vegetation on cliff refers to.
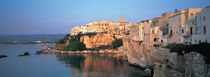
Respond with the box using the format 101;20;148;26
57;34;70;44
86;38;123;51
56;33;123;51
165;42;210;64
63;33;86;51
112;38;123;49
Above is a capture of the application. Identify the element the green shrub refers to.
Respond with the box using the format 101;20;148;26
57;34;70;44
164;43;189;55
112;38;123;49
63;33;86;51
153;44;161;47
165;42;210;64
83;32;97;37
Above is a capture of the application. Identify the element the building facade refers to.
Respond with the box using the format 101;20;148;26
168;8;202;44
191;6;210;44
71;16;134;36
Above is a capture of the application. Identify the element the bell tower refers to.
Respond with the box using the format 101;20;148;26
120;15;125;22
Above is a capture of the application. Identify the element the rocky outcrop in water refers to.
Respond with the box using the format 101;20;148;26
18;51;30;56
0;55;7;59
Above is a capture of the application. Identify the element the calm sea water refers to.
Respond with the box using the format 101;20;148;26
0;44;144;77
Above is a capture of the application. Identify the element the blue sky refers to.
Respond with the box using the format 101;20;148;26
0;0;209;34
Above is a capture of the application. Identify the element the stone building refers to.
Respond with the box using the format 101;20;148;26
158;13;175;45
168;8;203;44
139;20;152;42
71;26;83;35
71;16;134;37
149;13;174;45
150;17;162;44
191;6;210;44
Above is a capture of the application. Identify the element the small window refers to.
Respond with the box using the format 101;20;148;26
169;30;173;37
161;40;163;43
182;29;184;33
199;40;201;44
191;13;194;16
154;38;158;42
203;26;206;34
203;16;206;22
190;27;193;35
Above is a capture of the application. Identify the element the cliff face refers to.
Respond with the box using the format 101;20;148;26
80;33;115;49
122;38;154;67
185;52;210;77
122;38;210;77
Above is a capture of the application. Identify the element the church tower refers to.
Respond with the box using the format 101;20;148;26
120;15;125;22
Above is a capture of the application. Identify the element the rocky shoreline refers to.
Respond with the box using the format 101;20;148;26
122;38;210;77
53;48;127;61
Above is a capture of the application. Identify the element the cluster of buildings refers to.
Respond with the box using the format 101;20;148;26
71;16;136;36
130;6;210;46
71;6;210;45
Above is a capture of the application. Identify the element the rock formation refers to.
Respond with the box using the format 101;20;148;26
122;37;210;77
80;33;115;49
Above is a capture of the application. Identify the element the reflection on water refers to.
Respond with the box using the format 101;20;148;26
55;54;144;77
0;44;145;77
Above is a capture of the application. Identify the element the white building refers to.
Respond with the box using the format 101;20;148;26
191;6;210;44
168;8;202;44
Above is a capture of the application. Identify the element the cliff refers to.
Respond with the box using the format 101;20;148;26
122;38;210;77
80;33;115;49
122;38;154;67
56;33;123;51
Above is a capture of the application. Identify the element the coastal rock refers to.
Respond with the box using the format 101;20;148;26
153;63;184;77
123;38;154;67
19;51;30;56
185;52;208;77
36;50;45;55
143;68;152;76
0;55;7;58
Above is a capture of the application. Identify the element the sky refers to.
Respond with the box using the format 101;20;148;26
0;0;209;34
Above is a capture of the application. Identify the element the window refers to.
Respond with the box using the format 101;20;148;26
203;16;206;22
161;40;163;43
166;24;169;27
203;26;206;34
154;38;158;42
182;29;184;33
169;30;173;37
191;13;194;16
190;27;193;35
